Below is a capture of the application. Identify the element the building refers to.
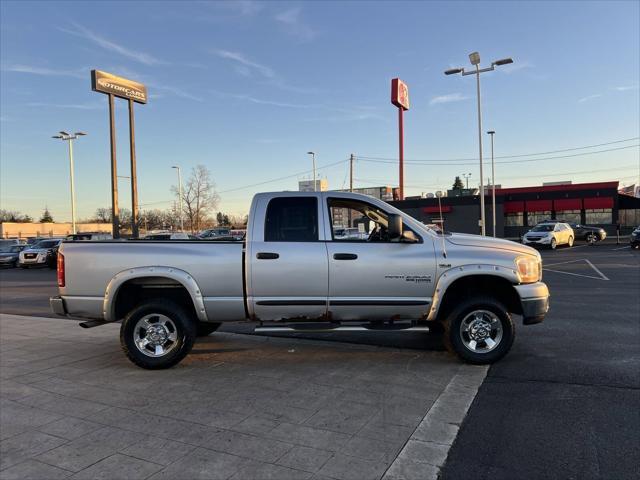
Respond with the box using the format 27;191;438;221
0;222;113;239
392;181;640;238
298;179;329;192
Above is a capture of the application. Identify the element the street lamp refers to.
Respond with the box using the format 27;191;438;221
171;166;184;231
445;52;513;236
51;131;87;234
307;151;316;191
487;130;496;237
462;172;472;189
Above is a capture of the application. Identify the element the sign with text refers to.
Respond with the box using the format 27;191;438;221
391;78;409;110
91;70;147;104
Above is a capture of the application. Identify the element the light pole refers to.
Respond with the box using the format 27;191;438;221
172;166;184;231
487;130;496;237
51;131;86;234
462;172;472;189
445;52;513;236
307;151;316;191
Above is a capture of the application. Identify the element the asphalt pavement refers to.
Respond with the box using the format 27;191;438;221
442;244;640;480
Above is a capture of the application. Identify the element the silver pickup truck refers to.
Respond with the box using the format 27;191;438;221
51;191;549;369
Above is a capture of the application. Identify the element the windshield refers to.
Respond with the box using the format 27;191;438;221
31;240;59;249
531;225;554;232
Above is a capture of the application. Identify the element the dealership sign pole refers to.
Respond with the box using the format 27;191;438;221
391;78;409;200
91;70;147;238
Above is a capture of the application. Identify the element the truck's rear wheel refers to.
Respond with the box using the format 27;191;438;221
197;322;221;337
443;296;514;364
120;299;196;369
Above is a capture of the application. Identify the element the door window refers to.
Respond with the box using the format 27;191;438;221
264;197;318;242
327;198;419;242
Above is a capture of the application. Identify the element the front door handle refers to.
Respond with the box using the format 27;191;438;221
257;252;279;260
333;253;358;260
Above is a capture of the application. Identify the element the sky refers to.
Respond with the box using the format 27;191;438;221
1;0;639;222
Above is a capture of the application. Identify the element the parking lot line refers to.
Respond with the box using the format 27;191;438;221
543;259;610;281
584;259;610;281
611;246;631;251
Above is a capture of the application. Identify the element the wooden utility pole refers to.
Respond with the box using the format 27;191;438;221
349;154;354;192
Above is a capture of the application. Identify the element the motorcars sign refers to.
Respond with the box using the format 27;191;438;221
391;78;409;110
91;70;147;104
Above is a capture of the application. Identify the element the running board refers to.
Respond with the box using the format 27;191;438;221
79;320;110;329
254;325;429;333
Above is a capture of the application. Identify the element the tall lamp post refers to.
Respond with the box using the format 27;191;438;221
462;172;472;189
52;131;86;234
445;52;513;236
172;166;184;231
307;151;317;191
487;130;497;237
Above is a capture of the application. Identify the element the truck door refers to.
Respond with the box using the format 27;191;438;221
324;196;436;321
248;195;329;321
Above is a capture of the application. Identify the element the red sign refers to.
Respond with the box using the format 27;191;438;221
391;78;410;110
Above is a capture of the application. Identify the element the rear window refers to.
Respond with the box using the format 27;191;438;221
265;197;318;242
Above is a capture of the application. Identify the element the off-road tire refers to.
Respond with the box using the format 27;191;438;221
197;322;221;337
120;299;196;370
442;296;515;365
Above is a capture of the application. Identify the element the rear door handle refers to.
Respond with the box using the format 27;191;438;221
333;253;358;260
257;252;279;260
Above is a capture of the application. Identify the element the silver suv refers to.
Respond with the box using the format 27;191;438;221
523;222;574;250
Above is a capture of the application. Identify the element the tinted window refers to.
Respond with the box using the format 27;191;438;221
265;197;318;242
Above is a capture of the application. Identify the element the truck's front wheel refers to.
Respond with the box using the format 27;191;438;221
120;300;196;369
443;297;515;365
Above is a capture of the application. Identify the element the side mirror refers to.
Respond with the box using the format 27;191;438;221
401;230;419;243
388;214;403;240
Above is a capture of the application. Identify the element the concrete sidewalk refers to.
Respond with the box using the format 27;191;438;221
0;314;486;480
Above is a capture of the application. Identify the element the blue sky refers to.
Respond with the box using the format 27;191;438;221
1;0;639;221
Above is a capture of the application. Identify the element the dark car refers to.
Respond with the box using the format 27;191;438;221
568;223;607;242
631;226;640;249
0;244;27;268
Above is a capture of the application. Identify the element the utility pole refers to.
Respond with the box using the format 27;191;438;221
307;151;316;191
487;130;496;237
172;166;184;231
349;154;354;192
463;172;472;190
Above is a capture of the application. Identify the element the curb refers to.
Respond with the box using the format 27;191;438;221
382;364;489;480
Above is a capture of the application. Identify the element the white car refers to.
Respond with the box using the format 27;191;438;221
522;222;574;250
18;239;63;267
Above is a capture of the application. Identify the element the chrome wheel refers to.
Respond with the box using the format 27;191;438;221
568;236;574;247
459;310;503;354
550;238;557;250
133;314;179;357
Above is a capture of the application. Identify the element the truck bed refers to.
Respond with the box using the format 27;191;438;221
59;240;245;322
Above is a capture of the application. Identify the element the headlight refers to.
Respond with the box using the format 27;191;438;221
516;256;541;283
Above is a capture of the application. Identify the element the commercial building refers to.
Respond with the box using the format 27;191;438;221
392;181;640;238
298;179;329;192
0;222;113;239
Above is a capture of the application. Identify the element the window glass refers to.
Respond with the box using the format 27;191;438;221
265;197;318;242
327;198;418;242
585;209;612;224
505;213;523;226
527;211;551;226
555;210;581;224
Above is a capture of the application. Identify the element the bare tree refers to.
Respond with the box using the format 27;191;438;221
173;165;220;233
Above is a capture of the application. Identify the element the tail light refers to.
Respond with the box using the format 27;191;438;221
57;252;65;287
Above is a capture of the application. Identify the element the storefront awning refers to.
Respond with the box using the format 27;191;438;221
583;197;613;209
554;198;582;210
526;199;552;212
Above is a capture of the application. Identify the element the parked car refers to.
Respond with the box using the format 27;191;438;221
522;222;574;249
198;228;236;241
630;226;640;249
0;239;24;249
568;223;606;243
143;232;190;240
66;232;112;241
51;191;549;369
18;239;63;268
0;244;27;268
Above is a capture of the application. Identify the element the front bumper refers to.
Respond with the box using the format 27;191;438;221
523;236;551;246
50;296;67;316
514;282;549;325
19;255;47;265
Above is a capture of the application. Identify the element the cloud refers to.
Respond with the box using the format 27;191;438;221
578;94;602;103
212;50;275;79
429;93;470;105
59;22;166;66
100;65;203;101
26;102;103;110
2;64;84;78
615;85;639;91
498;60;534;74
275;7;316;41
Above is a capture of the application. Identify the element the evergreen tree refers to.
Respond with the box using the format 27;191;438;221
452;176;464;190
39;207;53;223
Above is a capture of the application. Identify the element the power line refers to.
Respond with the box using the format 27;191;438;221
357;144;639;167
356;137;639;163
